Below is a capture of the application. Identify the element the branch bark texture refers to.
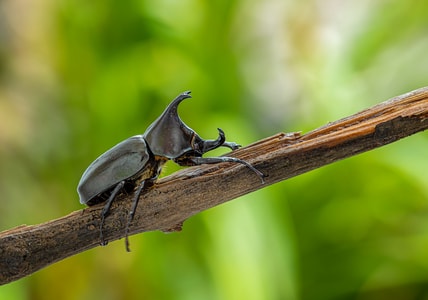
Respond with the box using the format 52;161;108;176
1;87;428;285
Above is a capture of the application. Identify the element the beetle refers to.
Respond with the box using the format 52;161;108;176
77;91;266;251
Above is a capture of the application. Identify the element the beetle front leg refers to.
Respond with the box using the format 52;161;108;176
184;156;266;184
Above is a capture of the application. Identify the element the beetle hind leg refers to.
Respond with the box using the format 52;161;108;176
99;180;125;246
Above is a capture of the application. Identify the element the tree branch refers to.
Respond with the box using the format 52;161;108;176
1;87;428;285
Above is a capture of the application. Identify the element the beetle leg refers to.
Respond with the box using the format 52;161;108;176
185;156;266;184
124;180;145;252
124;175;159;252
100;180;125;246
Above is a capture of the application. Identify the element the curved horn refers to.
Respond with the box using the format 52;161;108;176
143;91;195;159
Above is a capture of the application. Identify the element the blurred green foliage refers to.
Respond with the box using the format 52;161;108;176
1;0;428;299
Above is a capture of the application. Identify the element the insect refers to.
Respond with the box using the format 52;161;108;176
77;91;266;251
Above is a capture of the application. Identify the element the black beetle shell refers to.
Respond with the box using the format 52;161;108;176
77;135;150;205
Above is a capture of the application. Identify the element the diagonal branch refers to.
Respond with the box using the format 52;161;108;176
1;87;428;285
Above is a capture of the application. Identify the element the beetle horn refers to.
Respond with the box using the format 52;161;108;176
143;91;195;158
166;90;192;114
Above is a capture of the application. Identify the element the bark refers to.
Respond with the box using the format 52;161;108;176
1;87;428;285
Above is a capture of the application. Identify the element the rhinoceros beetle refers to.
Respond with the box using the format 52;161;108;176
77;91;265;251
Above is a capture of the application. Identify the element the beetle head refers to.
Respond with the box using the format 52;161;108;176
144;91;197;159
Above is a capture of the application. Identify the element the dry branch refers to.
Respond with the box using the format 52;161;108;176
1;87;428;285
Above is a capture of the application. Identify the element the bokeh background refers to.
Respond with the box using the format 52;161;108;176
1;0;428;299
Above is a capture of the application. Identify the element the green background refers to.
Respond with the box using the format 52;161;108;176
1;0;428;299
